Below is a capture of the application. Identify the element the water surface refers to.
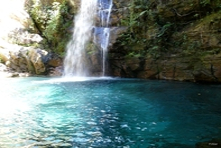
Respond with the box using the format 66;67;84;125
0;77;221;147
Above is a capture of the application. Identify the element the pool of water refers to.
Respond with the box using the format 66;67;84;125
0;77;221;148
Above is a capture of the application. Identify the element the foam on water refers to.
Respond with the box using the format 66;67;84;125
32;76;115;84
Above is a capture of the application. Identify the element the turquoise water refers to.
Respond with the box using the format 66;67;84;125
0;77;221;148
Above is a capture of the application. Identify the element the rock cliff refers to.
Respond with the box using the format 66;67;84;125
109;0;221;83
0;0;221;82
0;0;68;76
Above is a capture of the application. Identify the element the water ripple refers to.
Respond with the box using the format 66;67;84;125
0;78;221;147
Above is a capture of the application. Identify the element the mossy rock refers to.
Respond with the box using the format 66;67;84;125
171;10;221;54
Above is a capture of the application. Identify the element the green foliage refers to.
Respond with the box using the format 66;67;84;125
157;22;173;37
121;0;149;29
200;0;221;11
29;0;47;30
146;46;161;59
125;52;141;58
200;0;211;6
29;0;73;56
115;0;221;65
118;0;175;59
43;2;67;43
118;0;150;53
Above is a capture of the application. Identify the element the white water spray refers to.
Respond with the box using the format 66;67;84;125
63;0;97;76
63;0;112;77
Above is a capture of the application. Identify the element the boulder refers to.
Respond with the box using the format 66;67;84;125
29;48;48;74
6;47;49;75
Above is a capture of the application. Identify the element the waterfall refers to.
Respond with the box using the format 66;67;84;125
63;0;112;77
63;0;97;77
97;0;113;76
98;0;113;27
101;28;110;76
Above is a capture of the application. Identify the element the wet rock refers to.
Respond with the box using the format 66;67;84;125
109;27;127;47
7;72;19;77
110;53;221;82
47;53;63;67
111;1;130;26
49;66;63;76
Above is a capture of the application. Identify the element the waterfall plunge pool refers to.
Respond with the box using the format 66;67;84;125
0;77;221;148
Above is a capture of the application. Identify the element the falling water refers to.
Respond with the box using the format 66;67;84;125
97;0;113;76
63;0;97;76
101;28;110;76
98;0;113;26
63;0;112;77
